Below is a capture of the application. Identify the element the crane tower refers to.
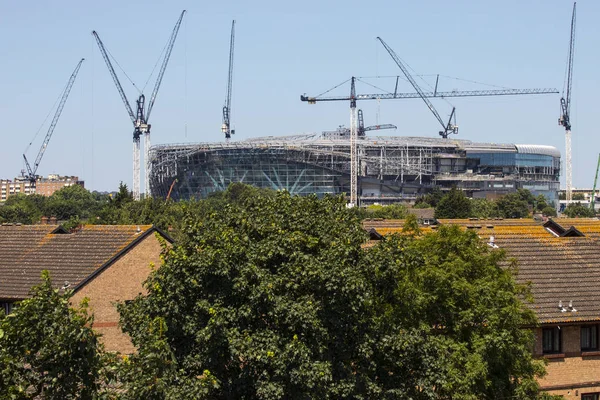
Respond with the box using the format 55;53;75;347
93;10;185;200
559;2;576;203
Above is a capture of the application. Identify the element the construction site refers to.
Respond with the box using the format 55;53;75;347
7;3;580;209
149;133;561;204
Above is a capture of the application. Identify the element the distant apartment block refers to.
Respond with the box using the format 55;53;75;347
0;174;84;201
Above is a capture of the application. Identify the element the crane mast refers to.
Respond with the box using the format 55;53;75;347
349;77;358;206
23;58;85;185
222;20;236;140
93;10;185;200
559;2;576;203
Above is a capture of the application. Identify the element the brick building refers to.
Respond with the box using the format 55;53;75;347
35;174;84;197
0;174;84;201
0;224;171;353
364;217;600;399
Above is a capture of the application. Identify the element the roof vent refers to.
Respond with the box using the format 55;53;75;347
569;300;577;313
136;226;141;234
487;236;499;249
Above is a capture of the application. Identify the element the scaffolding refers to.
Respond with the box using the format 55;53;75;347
149;134;560;203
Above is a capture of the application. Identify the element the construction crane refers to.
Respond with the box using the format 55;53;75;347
591;154;599;211
301;87;558;103
222;20;236;140
92;10;186;201
559;2;576;203
302;56;557;207
322;109;396;138
22;58;85;185
377;37;457;138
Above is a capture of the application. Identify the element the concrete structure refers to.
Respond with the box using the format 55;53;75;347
364;217;600;398
0;175;84;201
149;134;561;205
0;224;171;353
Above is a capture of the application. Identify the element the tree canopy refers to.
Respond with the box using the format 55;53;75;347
563;202;595;218
114;190;548;399
0;271;105;399
434;187;472;219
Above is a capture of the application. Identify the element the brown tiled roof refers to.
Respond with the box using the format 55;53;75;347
364;218;600;324
407;208;435;220
0;224;169;300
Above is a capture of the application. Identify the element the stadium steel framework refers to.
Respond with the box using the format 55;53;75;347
149;133;560;204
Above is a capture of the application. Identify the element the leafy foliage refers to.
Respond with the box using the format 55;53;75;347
414;187;444;208
496;192;530;218
115;190;548;399
469;198;501;219
358;203;408;219
563;202;595;218
541;206;557;217
364;226;547;399
434;187;472;219
0;271;105;399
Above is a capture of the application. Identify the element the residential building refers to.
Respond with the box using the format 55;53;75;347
0;175;84;201
364;217;600;398
0;223;172;353
35;174;84;196
0;178;34;201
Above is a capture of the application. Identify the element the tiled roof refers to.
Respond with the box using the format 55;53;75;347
0;224;165;300
407;208;435;220
364;218;600;324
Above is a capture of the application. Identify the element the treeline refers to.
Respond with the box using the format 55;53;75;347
0;189;560;399
0;183;593;230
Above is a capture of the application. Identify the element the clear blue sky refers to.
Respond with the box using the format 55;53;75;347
0;0;597;192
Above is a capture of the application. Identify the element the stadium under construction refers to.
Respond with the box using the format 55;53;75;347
149;133;560;205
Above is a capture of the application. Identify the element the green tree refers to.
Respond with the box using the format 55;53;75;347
113;182;134;207
0;193;44;224
497;192;530;218
0;271;105;399
563;202;595;218
116;191;549;399
361;203;407;219
470;198;501;218
534;194;550;212
415;187;444;208
572;192;585;201
45;184;99;221
541;206;557;217
364;226;548;399
434;187;472;219
516;188;536;206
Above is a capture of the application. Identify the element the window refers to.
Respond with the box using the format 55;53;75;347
582;325;599;351
582;394;599;400
542;327;562;354
0;302;13;315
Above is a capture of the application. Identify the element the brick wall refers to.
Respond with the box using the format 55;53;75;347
71;232;165;354
534;326;600;397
